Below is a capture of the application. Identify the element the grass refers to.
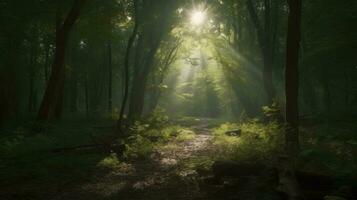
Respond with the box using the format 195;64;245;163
209;118;357;185
124;122;197;158
176;129;196;142
212;119;284;163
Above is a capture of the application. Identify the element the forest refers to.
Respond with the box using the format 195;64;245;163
0;0;356;199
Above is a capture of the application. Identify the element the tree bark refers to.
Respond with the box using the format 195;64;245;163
37;0;86;122
28;42;37;113
69;49;78;113
125;0;178;125
0;38;19;125
285;0;302;156
147;40;180;114
127;44;160;124
118;0;139;131
85;73;89;118
107;42;112;112
246;0;276;103
44;36;51;83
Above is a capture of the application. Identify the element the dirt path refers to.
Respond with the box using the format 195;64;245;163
54;123;216;200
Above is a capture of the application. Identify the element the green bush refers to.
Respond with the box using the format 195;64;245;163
125;123;187;158
145;107;170;128
176;129;196;142
212;120;284;162
125;134;155;158
97;153;121;170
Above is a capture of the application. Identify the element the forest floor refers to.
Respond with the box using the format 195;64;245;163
1;118;356;200
1;118;234;200
51;119;224;200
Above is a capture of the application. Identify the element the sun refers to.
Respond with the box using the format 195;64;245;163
190;10;206;26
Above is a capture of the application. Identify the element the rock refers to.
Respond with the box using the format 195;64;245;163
225;129;242;137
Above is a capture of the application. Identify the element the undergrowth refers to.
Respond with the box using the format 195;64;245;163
124;121;195;158
212;119;284;163
298;122;357;180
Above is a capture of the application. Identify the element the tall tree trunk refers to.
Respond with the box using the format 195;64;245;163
322;69;331;117
28;29;39;113
92;56;106;112
263;0;275;103
1;37;19;125
126;0;177;125
127;46;159;124
54;72;65;119
128;72;148;123
85;73;89;118
70;72;78;112
279;1;304;199
28;47;36;113
285;0;302;156
246;0;276;103
344;70;350;111
107;42;112;112
118;0;139;130
44;37;51;83
69;46;78;113
147;40;180;114
37;0;86;122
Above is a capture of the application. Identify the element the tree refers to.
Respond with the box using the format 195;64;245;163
37;0;87;122
118;0;139;131
145;38;181;114
246;0;278;103
285;0;302;155
107;42;113;112
127;0;179;125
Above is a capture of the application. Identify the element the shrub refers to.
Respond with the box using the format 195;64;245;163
98;153;121;170
124;134;155;158
124;123;193;159
145;107;169;128
176;129;196;142
212;120;284;163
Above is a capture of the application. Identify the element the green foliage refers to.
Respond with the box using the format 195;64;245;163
125;134;155;158
145;108;170;128
212;120;284;162
124;122;187;158
176;129;196;142
180;156;214;172
97;153;121;170
262;102;281;120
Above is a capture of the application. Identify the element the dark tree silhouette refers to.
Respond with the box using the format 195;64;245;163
37;0;87;121
285;0;302;155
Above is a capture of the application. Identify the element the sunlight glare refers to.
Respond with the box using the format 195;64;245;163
190;10;206;26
